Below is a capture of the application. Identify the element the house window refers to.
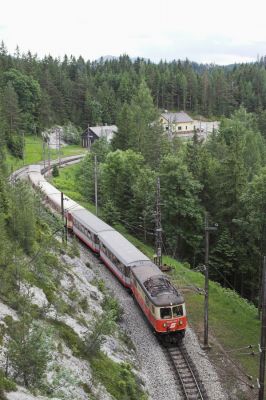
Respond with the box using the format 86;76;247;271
178;126;182;131
186;126;187;130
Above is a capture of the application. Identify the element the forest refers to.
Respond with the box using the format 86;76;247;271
1;41;266;304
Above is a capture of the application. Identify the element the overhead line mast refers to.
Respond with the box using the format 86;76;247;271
155;177;163;268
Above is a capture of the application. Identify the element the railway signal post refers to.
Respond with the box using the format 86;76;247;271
203;213;217;349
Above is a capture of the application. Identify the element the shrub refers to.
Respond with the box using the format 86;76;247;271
7;321;53;388
49;320;85;358
79;297;89;312
102;295;123;322
52;165;59;177
84;309;116;357
90;353;147;400
0;369;16;392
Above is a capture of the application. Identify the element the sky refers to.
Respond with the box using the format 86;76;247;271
1;0;266;65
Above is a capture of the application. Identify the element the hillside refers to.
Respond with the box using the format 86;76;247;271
0;175;149;400
52;163;261;400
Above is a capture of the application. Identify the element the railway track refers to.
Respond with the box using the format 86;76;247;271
166;343;208;400
9;154;85;182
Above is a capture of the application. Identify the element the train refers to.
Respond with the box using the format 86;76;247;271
28;165;187;342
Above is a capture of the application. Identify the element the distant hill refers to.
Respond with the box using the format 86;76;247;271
96;55;118;62
95;55;150;63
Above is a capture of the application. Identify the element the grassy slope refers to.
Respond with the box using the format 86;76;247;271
52;164;260;393
6;135;87;174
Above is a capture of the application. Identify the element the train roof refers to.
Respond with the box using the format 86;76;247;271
37;179;83;212
71;208;114;234
99;230;150;266
28;165;42;174
132;264;184;307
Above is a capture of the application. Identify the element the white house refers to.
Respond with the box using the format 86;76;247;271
160;111;196;137
82;125;118;148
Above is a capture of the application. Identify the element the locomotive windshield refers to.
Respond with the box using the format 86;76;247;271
160;305;183;319
160;307;172;319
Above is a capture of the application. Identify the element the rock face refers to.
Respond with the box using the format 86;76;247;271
0;252;143;400
1;241;228;400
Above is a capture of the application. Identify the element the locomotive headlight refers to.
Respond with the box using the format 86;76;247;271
179;320;183;325
163;323;167;327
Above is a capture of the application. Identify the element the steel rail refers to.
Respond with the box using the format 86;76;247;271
167;344;207;400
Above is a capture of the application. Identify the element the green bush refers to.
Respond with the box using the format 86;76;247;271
7;134;23;159
52;165;59;177
49;320;85;358
7;321;53;388
91;353;147;400
102;295;123;322
79;297;89;312
68;237;80;258
0;369;16;394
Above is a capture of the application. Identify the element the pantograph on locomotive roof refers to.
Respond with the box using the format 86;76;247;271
143;275;179;297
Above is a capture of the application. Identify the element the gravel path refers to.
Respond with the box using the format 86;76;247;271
79;242;228;400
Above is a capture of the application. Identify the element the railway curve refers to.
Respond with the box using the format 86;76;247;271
8;153;86;183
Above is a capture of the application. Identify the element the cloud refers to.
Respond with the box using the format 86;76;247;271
1;0;266;64
133;33;263;64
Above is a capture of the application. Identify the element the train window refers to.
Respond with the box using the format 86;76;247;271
145;296;150;307
173;305;183;317
151;305;155;314
160;307;172;319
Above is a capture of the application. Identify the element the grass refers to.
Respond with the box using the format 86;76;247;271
90;353;147;400
6;135;87;174
49;318;147;399
48;319;86;358
52;164;97;213
52;164;261;397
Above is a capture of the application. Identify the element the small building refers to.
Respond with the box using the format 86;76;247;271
160;111;196;137
82;125;118;148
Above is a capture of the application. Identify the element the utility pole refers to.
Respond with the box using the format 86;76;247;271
259;256;266;400
22;131;25;165
155;177;163;268
48;142;51;176
58;128;61;167
94;155;98;216
61;192;67;243
43;140;46;169
203;212;217;349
